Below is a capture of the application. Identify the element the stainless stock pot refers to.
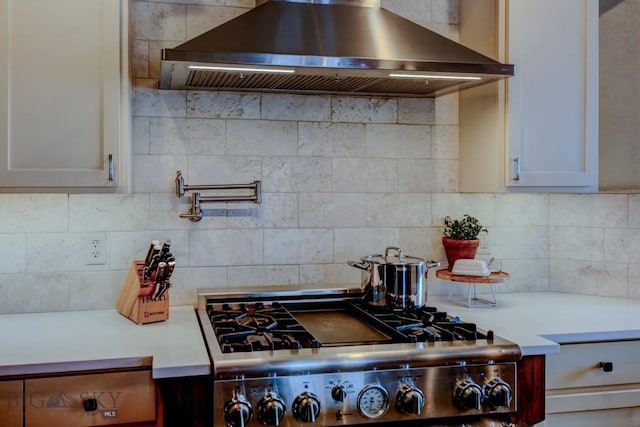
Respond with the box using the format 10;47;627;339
348;246;439;309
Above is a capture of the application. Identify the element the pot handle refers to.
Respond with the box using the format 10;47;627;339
347;261;370;272
423;260;441;277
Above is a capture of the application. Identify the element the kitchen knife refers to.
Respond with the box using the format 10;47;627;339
144;240;160;265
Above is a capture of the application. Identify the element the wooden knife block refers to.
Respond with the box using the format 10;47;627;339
117;260;170;324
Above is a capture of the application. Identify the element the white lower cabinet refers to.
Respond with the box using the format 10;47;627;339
542;340;640;426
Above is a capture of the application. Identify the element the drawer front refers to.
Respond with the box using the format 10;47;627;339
25;370;155;427
542;406;640;427
546;340;640;390
0;380;23;427
547;386;640;413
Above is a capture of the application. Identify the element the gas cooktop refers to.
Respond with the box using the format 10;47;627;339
197;287;522;427
206;300;492;354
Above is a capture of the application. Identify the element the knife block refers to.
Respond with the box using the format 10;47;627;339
117;260;170;324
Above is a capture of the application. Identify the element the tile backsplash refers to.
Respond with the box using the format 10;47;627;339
0;0;638;314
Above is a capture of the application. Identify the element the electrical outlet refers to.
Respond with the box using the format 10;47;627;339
86;237;107;265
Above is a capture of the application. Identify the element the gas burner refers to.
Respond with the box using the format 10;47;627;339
207;303;320;353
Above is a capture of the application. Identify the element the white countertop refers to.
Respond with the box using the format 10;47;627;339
0;306;210;379
428;291;640;356
3;293;640;378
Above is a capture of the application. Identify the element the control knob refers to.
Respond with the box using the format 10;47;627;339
331;385;347;402
292;392;321;422
453;377;483;410
483;377;513;409
396;382;425;414
224;390;253;427
257;392;286;426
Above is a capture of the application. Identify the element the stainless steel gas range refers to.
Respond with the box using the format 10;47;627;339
197;287;524;427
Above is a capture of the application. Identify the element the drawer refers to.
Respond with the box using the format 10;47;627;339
546;340;640;390
25;370;155;427
0;380;23;427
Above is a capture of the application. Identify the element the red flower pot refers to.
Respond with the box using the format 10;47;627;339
442;237;480;270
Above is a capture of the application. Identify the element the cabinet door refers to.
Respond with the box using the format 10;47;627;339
0;0;124;189
506;0;598;189
0;380;23;427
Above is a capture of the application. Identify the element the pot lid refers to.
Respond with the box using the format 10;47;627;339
361;246;426;266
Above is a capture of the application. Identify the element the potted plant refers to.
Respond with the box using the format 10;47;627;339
442;214;487;270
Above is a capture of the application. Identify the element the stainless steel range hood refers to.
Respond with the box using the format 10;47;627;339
159;0;514;97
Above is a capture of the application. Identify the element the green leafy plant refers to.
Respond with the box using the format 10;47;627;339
443;214;487;240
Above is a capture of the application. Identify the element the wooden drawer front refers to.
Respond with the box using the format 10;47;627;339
25;370;155;427
0;380;23;427
546;340;640;390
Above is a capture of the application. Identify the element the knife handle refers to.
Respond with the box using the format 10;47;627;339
144;240;160;265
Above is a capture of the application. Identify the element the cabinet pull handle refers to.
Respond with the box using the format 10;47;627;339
108;154;114;181
599;361;613;372
513;157;521;181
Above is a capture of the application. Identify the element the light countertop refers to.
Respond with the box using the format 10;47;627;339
2;293;640;378
0;306;210;379
428;291;640;356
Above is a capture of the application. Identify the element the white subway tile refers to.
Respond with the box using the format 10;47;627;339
227;120;298;156
299;193;366;228
550;259;628;298
299;122;366;157
132;154;188;193
398;159;458;193
150;118;225;155
262;157;332;192
134;88;186;117
431;193;495;227
605;228;640;264
69;195;151;232
332;158;398;193
188;155;262;185
262;94;331;122
550;194;627;227
68;270;126;311
332;97;397;123
187;91;260;119
366;193;431;227
190;229;263;266
431;125;458;159
264;229;333;264
0;234;26;273
549;226;604;261
494;193;549;226
334;228;400;262
133;2;186;41
0;273;69;313
300;263;360;286
0;194;68;233
228;265;300;286
398;98;436;125
366;124;431;159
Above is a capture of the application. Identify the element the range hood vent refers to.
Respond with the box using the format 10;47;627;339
160;0;514;98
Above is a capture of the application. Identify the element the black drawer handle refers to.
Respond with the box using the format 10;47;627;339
83;398;98;412
599;361;614;372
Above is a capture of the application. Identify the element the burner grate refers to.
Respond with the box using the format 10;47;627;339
208;303;321;353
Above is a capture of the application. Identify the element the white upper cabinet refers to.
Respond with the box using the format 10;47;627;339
0;0;129;191
459;0;598;192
